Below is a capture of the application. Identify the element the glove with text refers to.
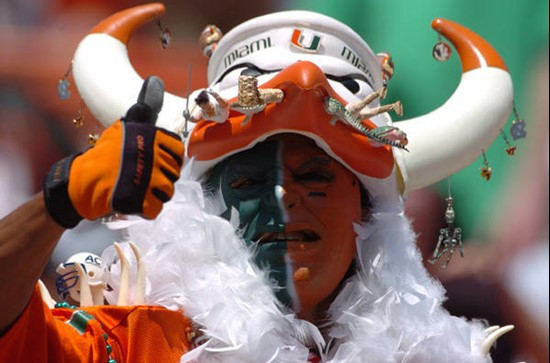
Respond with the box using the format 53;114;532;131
44;76;184;228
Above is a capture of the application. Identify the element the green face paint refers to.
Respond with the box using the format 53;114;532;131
206;134;363;318
207;140;294;306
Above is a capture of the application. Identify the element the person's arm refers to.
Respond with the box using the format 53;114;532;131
0;193;64;334
0;76;183;335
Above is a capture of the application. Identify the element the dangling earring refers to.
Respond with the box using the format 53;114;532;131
432;33;452;62
510;101;527;140
73;100;86;128
500;128;517;156
480;149;492;181
199;25;223;59
57;61;73;100
156;19;171;49
88;125;100;146
181;64;193;139
428;178;463;269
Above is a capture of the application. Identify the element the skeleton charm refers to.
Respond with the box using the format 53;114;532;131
428;196;463;268
323;97;408;150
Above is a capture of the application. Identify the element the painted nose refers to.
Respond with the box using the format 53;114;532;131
276;184;302;210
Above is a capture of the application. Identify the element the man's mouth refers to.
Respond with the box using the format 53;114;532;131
254;230;320;244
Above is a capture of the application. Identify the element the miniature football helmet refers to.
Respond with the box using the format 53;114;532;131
55;252;103;302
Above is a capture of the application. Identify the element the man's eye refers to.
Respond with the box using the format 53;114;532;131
229;177;263;189
340;78;360;94
295;171;334;184
327;74;373;98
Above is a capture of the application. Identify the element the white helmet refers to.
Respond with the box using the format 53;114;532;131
55;252;103;302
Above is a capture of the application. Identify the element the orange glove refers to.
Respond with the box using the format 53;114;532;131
44;76;184;228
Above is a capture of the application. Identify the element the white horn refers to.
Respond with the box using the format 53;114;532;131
72;3;185;131
114;242;130;306
481;325;514;356
129;242;146;305
74;263;93;307
37;279;57;309
394;18;513;195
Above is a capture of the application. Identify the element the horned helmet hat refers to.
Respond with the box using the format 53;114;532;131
71;3;513;208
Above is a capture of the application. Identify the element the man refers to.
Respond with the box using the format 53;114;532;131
0;3;514;362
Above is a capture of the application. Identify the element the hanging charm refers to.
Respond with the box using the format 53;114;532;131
199;25;223;58
88;126;100;146
376;52;395;86
509;102;527;140
499;128;517;155
480;149;492;181
72;100;86;128
156;19;171;49
429;179;463;269
57;62;73;100
432;33;452;62
181;64;193;139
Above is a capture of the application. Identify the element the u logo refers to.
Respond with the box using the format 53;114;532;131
290;29;321;52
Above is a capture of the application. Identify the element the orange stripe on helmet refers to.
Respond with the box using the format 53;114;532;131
432;18;507;72
188;61;394;179
91;3;165;45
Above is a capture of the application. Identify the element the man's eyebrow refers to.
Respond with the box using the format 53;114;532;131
227;164;263;174
296;156;332;170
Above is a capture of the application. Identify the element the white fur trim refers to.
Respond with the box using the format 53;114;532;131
101;165;490;362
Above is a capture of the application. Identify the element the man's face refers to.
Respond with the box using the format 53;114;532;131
208;134;362;316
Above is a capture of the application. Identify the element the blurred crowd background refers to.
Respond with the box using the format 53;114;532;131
0;1;547;362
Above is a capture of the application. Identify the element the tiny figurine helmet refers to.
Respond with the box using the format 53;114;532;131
55;252;103;301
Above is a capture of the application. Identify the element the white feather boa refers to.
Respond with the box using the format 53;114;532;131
101;176;490;362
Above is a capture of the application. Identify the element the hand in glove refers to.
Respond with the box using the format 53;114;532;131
44;76;184;228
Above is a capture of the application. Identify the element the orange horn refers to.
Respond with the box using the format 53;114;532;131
72;3;186;131
92;3;165;45
431;18;507;72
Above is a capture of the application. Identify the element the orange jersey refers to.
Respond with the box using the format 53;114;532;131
0;286;192;362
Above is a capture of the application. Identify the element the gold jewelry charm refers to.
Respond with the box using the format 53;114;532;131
72;100;86;128
88;132;99;146
480;149;492;181
500;129;517;155
73;110;84;127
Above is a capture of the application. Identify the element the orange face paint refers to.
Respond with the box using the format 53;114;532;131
207;134;362;318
